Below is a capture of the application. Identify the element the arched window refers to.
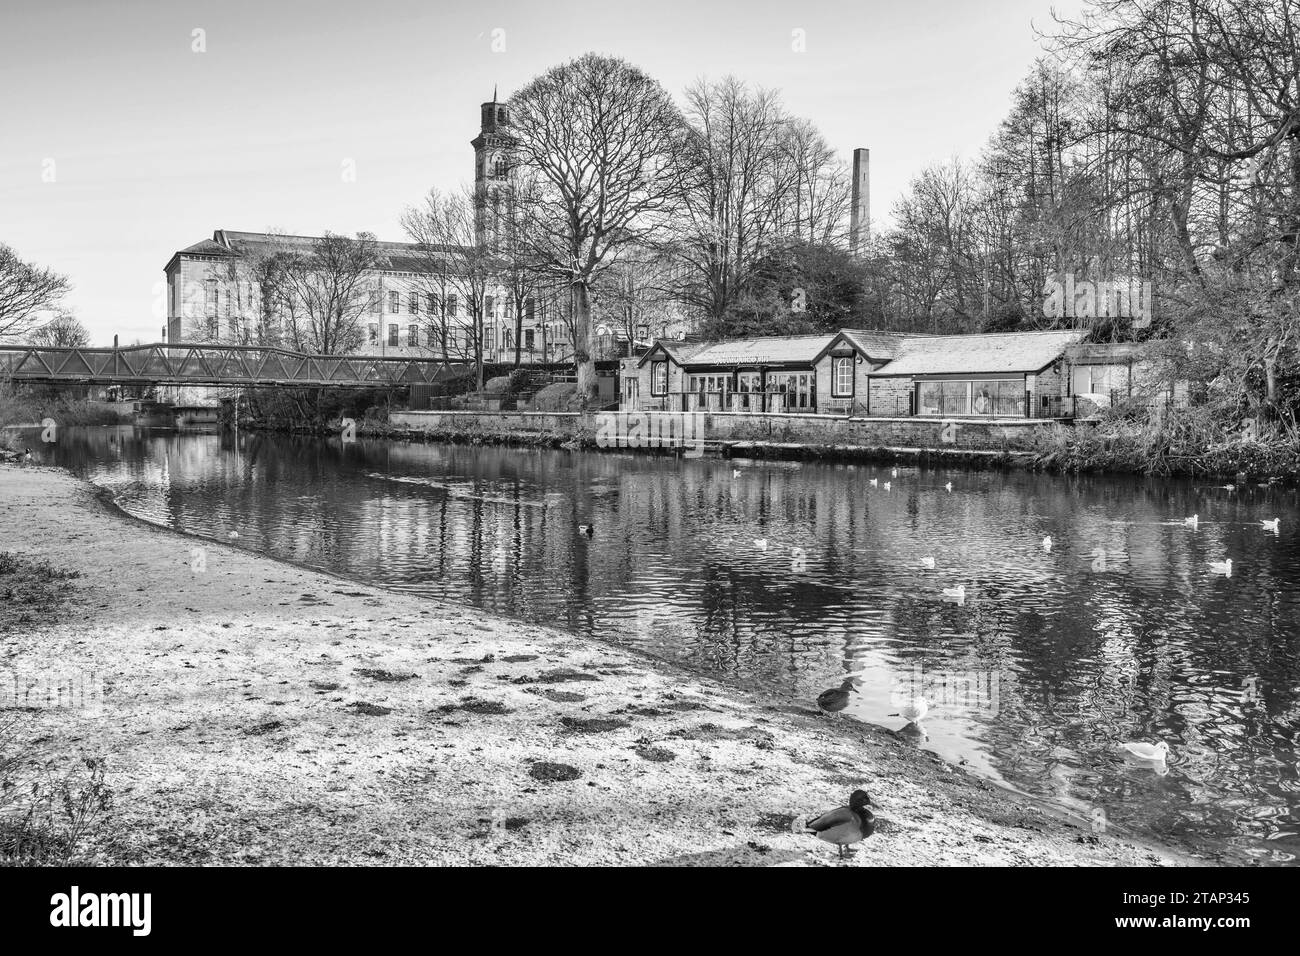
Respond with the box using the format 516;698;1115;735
497;107;506;124
493;156;507;178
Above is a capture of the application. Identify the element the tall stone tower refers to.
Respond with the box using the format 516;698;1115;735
850;148;870;258
471;88;515;250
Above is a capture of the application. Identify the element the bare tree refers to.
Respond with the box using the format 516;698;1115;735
280;233;380;354
0;244;70;342
402;188;495;389
509;53;697;403
27;308;90;348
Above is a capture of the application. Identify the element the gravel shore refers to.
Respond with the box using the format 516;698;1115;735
0;465;1185;866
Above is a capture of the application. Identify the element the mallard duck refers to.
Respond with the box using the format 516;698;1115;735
806;789;876;858
817;678;857;716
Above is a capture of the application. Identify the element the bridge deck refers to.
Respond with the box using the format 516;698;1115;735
0;343;464;388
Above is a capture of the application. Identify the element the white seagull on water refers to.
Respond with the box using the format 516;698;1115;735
920;556;936;570
1208;558;1233;576
1261;518;1280;532
1184;514;1199;529
1122;740;1170;764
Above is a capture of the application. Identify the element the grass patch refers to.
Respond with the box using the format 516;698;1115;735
0;552;80;634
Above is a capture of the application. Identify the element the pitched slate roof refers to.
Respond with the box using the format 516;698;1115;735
813;329;915;364
682;333;836;367
874;330;1088;376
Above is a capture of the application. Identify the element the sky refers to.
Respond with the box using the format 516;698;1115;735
0;0;1080;345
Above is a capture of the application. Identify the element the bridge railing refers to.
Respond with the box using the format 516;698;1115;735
0;342;466;388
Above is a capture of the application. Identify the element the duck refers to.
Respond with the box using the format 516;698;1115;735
1184;514;1199;529
869;478;878;487
944;482;953;492
920;556;936;570
805;789;877;859
1208;558;1232;576
1042;536;1053;553
732;468;742;479
753;538;768;551
891;467;899;478
882;481;891;492
1122;740;1170;764
1222;483;1236;492
816;678;858;717
889;696;929;723
578;524;594;538
941;584;966;605
227;531;239;539
1261;518;1280;532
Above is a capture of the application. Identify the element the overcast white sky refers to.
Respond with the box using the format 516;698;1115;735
0;0;1080;344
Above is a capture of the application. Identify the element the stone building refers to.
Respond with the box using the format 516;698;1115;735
623;328;1097;419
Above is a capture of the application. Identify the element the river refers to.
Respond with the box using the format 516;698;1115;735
26;425;1300;865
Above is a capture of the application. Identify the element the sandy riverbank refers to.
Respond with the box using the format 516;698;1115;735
0;464;1186;866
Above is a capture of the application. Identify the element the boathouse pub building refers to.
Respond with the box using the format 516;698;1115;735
622;329;1091;419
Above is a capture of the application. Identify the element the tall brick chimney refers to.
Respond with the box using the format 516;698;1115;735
850;148;870;257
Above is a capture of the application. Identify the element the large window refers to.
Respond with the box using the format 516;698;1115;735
916;380;1024;417
1071;364;1128;396
446;294;457;317
832;356;853;397
409;292;420;314
388;291;399;314
387;325;399;347
408;324;419;347
651;360;668;396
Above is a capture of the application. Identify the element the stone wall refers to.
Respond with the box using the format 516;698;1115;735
391;408;1055;454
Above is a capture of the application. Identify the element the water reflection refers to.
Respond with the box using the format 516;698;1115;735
33;426;1300;865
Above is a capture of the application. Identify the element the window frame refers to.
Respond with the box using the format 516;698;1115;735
832;356;854;398
650;360;668;397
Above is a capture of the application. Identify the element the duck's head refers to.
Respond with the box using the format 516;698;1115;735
1155;741;1170;756
841;678;859;692
849;789;874;809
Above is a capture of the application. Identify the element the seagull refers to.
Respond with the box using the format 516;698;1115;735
1222;484;1236;492
816;678;858;717
883;481;891;492
941;584;966;605
891;467;899;478
944;482;953;492
805;790;877;859
1208;558;1233;576
1184;515;1199;529
889;696;929;723
753;538;768;551
1261;518;1280;532
227;531;239;539
733;468;742;479
1122;741;1170;764
578;524;594;538
1042;536;1053;553
920;556;936;570
869;478;878;487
